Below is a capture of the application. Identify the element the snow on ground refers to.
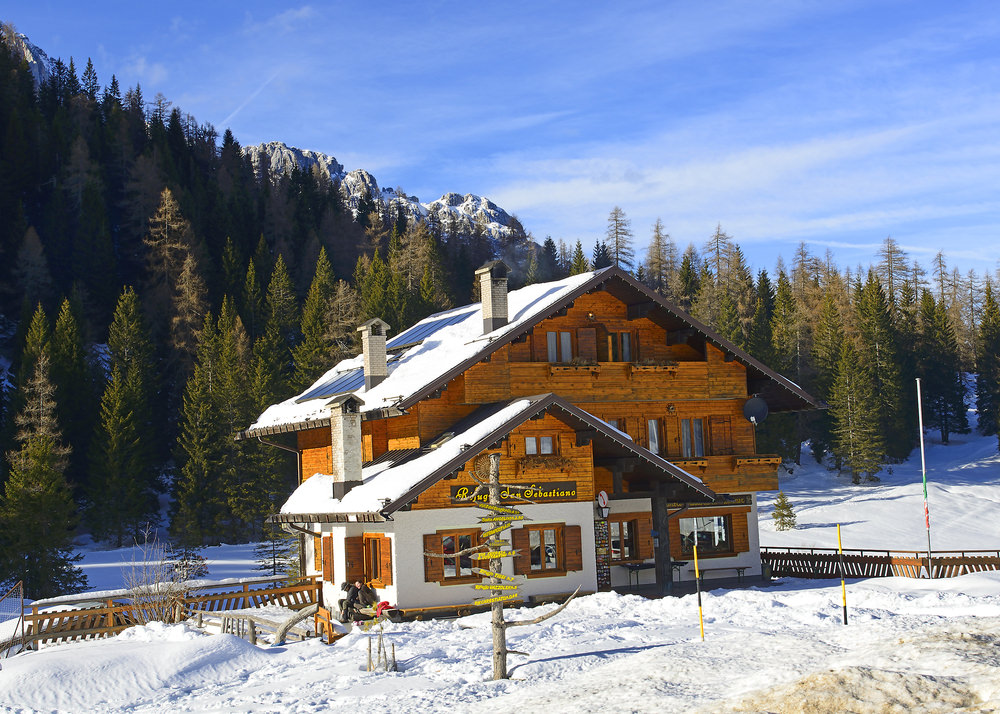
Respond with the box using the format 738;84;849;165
759;407;1000;552
3;575;1000;712
72;542;260;595
4;408;1000;712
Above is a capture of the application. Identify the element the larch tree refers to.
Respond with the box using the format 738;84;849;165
644;218;676;297
605;206;635;271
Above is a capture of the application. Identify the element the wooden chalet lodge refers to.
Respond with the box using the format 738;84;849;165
239;262;820;612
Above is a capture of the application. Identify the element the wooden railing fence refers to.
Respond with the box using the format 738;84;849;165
762;547;1000;580
6;575;320;651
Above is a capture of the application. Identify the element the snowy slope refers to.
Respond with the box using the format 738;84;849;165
9;408;998;712
759;406;1000;553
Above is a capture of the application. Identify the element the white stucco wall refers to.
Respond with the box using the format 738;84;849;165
390;502;597;609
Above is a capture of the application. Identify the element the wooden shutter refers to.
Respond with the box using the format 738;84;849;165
512;527;530;575
321;535;334;582
564;525;583;572
313;535;322;573
533;331;548;361
636;514;654;560
378;535;393;586
577;327;597;361
423;533;444;583
709;416;733;455
345;536;364;583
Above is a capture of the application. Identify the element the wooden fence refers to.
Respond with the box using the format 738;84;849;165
761;547;1000;580
7;575;321;651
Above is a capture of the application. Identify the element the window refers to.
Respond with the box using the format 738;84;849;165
528;525;561;571
647;419;661;454
608;518;637;562
547;331;573;362
679;515;733;556
513;524;583;576
681;418;705;457
609;331;633;362
361;533;392;587
525;436;555;455
440;529;481;579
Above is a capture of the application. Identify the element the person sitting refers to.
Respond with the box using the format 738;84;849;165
338;580;378;622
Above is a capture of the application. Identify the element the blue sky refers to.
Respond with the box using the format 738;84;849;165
9;1;1000;278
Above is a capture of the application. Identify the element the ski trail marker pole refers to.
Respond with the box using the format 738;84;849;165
694;542;704;641
837;524;848;625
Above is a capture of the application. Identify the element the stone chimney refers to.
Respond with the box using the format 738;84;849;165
476;260;510;334
328;394;364;500
357;318;390;390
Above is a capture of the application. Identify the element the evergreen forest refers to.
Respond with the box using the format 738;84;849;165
1;30;999;599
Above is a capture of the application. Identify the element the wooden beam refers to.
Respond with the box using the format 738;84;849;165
665;328;695;345
595;457;640;471
652;481;673;596
626;301;655;320
575;429;597;447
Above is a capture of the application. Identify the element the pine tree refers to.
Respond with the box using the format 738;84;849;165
50;298;93;491
0;352;87;598
976;283;1000;440
241;259;266;341
88;366;156;546
916;291;968;443
829;340;884;483
675;245;701;311
605;206;635;270
855;270;909;461
292;247;336;390
172;314;224;546
591;240;612;270
569;240;589;275
771;491;797;530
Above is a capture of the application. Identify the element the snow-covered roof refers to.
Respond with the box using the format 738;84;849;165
247;269;611;435
270;394;714;521
243;265;821;438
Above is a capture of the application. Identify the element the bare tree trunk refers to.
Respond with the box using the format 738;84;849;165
488;453;508;680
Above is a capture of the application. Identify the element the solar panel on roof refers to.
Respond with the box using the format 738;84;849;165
295;367;366;403
387;311;472;349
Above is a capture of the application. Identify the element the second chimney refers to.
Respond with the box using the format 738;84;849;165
357;318;390;390
328;394;364;500
476;260;510;334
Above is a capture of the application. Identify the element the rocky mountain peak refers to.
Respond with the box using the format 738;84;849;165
246;141;517;241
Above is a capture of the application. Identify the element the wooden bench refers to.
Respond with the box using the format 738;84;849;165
691;566;748;584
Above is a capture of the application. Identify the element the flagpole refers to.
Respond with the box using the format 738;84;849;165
916;378;933;578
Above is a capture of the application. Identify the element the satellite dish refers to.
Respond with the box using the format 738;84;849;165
743;397;769;425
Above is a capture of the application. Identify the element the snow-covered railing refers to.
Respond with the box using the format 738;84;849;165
761;547;1000;580
16;575;321;651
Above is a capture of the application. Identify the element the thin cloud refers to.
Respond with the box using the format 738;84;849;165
218;69;284;130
